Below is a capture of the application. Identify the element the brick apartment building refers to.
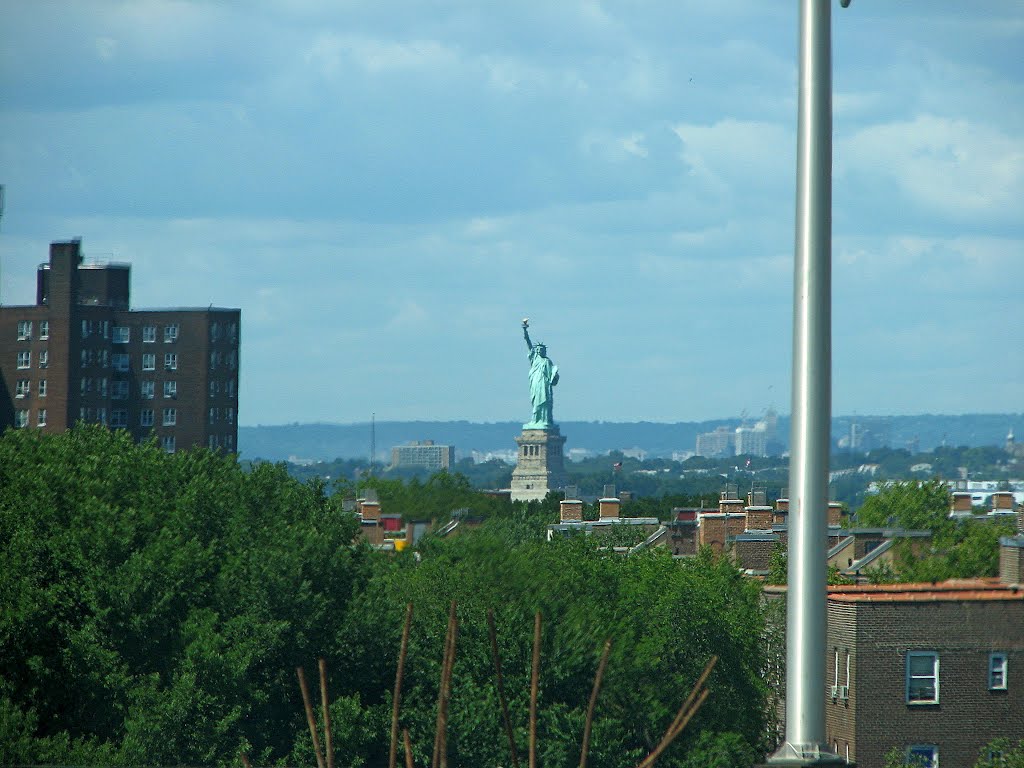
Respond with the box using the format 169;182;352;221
0;239;240;452
823;567;1023;767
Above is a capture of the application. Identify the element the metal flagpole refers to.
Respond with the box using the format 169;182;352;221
768;0;846;763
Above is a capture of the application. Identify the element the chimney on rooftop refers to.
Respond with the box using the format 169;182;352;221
951;491;973;514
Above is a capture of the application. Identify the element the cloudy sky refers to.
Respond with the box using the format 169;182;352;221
1;1;1021;426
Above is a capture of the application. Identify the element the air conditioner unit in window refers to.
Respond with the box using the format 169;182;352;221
838;685;849;700
830;685;839;700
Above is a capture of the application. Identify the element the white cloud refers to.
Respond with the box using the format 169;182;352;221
842;115;1024;218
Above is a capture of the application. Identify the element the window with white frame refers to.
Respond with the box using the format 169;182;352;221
163;381;177;399
140;381;155;400
209;381;219;398
142;353;156;371
37;409;47;427
111;381;129;400
140;409;154;427
38;350;48;369
15;409;29;428
17;320;32;340
17;351;31;369
39;320;49;339
142;325;156;343
162;435;176;453
113;353;130;372
15;380;30;399
906;652;939;704
112;326;130;344
164;324;179;342
162;408;176;426
906;745;938;768
990;653;1008;690
164;353;177;370
111;409;128;428
38;379;47;397
227;379;236;398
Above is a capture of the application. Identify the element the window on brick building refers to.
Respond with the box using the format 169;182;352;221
112;326;130;344
111;410;128;428
17;351;31;369
38;380;47;397
162;408;176;426
140;409;154;427
164;381;177;399
143;325;156;343
113;353;130;372
906;652;939;704
37;409;47;427
40;320;49;339
142;353;156;371
39;349;48;369
15;409;29;428
990;653;1008;690
17;320;32;340
112;381;129;400
906;745;937;768
164;324;179;343
140;381;155;400
96;408;107;425
162;435;176;453
165;353;177;370
15;379;30;399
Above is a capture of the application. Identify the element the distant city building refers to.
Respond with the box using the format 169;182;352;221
390;440;453;470
0;240;240;453
695;425;734;458
735;424;768;457
696;409;778;458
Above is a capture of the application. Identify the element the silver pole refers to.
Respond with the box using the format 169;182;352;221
769;0;841;763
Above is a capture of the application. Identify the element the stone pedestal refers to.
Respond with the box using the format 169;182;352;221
510;427;568;502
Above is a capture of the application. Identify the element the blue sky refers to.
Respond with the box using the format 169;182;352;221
1;1;1021;426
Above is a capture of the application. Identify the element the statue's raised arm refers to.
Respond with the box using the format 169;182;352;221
519;318;559;430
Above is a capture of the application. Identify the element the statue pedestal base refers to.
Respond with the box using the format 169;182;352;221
510;427;568;503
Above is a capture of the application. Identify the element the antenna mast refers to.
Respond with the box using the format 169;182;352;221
370;412;376;475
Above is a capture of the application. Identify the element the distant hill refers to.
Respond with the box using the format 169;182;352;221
238;413;1021;462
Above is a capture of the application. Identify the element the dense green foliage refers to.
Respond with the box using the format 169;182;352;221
855;480;1016;583
0;426;373;766
1;427;768;767
332;531;768;767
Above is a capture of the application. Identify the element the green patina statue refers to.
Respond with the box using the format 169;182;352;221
521;319;559;429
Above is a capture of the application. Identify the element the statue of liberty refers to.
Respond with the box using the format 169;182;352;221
521;319;559;429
